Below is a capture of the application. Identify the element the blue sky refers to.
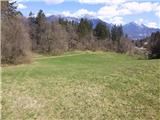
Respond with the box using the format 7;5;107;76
16;0;160;28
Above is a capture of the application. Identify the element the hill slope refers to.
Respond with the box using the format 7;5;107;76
2;51;160;120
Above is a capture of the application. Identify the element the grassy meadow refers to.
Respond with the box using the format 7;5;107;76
2;51;160;120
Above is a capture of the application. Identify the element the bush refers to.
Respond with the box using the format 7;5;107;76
1;1;31;64
1;17;31;64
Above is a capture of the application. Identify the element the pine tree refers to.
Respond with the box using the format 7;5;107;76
28;12;37;50
28;12;35;24
77;18;92;38
35;9;46;27
35;10;46;49
148;31;160;59
94;22;110;40
111;25;117;42
111;25;124;42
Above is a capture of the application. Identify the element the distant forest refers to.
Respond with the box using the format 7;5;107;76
1;1;160;64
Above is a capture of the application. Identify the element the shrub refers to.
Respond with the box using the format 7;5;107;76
1;1;31;64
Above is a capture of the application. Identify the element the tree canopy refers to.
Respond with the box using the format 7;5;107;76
94;22;110;40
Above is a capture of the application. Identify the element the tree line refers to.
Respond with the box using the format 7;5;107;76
28;9;130;53
1;1;159;64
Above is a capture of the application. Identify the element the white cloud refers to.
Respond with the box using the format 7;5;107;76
61;11;73;17
79;0;127;5
79;0;106;4
146;22;158;28
135;18;144;25
16;0;39;2
118;8;132;15
44;0;64;4
98;5;132;18
17;0;64;4
74;9;96;17
97;4;131;23
61;9;96;18
123;2;159;14
156;11;160;18
107;0;127;5
97;5;118;18
46;13;52;17
110;16;124;25
155;5;160;18
17;3;27;9
97;15;124;25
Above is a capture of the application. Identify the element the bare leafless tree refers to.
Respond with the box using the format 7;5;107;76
1;1;31;64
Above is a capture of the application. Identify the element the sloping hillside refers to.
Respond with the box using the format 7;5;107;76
2;52;160;120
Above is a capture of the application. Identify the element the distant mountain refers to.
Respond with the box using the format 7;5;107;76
47;15;112;30
87;17;112;29
47;15;160;40
47;15;79;23
123;22;160;40
47;15;60;22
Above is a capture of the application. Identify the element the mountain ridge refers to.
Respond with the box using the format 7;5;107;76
47;15;160;40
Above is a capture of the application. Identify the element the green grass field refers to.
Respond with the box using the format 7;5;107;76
2;51;160;120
